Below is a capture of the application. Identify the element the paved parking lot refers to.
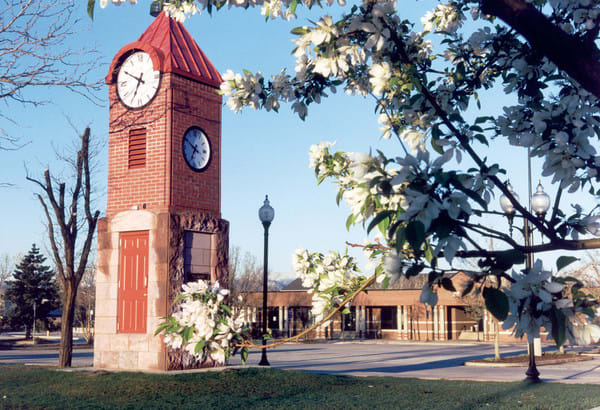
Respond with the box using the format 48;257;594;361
229;342;600;384
2;341;600;384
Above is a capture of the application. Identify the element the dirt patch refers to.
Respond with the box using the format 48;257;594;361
465;353;593;367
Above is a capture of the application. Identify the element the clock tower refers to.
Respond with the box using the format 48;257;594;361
94;11;229;371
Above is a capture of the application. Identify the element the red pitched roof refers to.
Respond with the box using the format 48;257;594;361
106;11;222;87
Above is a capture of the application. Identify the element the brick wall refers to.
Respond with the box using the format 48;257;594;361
106;73;222;218
169;75;222;217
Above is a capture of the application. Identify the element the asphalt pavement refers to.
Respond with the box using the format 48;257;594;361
2;339;600;384
230;342;600;384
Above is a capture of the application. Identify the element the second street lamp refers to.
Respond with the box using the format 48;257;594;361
499;179;551;382
258;195;274;366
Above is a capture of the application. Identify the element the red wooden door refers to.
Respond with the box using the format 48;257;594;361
118;231;149;333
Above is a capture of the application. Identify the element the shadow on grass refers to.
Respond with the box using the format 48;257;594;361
0;351;93;362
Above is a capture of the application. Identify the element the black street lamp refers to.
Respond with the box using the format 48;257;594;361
499;150;551;382
258;195;274;366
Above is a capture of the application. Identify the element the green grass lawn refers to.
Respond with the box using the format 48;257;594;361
1;365;599;409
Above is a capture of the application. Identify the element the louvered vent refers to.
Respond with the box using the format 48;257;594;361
128;128;146;169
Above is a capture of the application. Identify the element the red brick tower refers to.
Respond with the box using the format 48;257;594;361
94;12;229;371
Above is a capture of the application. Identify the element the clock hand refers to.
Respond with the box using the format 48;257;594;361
124;71;146;84
133;72;144;98
184;139;199;156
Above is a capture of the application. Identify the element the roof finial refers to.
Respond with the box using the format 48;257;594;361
150;1;163;17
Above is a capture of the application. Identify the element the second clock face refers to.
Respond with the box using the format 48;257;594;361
117;51;161;109
183;127;211;172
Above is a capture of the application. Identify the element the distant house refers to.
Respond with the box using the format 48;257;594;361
241;273;522;342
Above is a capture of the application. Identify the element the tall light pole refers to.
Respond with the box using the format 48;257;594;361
32;300;36;340
500;148;550;382
32;298;49;341
258;195;274;366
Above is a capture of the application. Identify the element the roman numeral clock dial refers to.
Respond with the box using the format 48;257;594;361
183;127;211;172
116;51;161;109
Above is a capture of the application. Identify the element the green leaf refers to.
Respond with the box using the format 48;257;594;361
475;116;493;124
431;137;445;155
556;256;579;272
482;287;509;321
453;183;488;211
395;226;406;252
182;326;193;344
346;214;356;231
405;263;424;278
336;190;343;206
173;293;187;304
441;278;456;292
581;307;595;318
424;244;434;264
382;275;390;289
290;0;298;15
221;304;231;314
549;308;566;347
461;280;474;297
290;26;308;35
367;211;395;234
154;321;171;336
87;0;95;20
194;340;205;354
494;249;525;271
241;348;249;364
405;221;426;251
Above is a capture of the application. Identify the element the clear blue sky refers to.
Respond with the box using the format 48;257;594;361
0;1;592;279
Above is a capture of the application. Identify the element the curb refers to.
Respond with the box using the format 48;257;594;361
55;364;259;375
464;355;594;368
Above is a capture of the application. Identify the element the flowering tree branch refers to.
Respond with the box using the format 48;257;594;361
480;0;600;100
99;0;600;352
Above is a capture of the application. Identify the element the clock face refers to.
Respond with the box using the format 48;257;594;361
117;51;161;109
183;127;211;172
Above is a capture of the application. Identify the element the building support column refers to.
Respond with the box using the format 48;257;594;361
483;310;488;341
360;306;367;337
439;306;445;340
403;306;408;340
396;305;402;339
433;307;438;341
284;306;289;337
278;306;283;334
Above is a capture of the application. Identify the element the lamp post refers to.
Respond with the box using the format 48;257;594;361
32;298;49;341
258;195;274;366
32;300;36;340
499;150;551;382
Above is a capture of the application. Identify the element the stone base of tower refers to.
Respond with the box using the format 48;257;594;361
93;209;229;371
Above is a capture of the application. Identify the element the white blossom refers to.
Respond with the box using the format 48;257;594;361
369;62;391;95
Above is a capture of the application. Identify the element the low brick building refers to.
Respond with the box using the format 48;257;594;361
242;274;523;342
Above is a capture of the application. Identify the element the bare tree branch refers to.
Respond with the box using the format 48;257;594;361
26;126;99;367
0;0;103;153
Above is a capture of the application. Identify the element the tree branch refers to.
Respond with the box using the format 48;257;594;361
481;0;600;99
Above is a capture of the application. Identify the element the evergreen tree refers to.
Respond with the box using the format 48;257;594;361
5;244;59;339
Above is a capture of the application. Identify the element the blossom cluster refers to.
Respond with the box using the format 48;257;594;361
292;249;364;325
156;280;248;365
99;0;345;22
502;260;600;345
308;140;492;266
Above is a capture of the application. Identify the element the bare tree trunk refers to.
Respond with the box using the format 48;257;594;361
59;281;77;368
27;128;99;368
